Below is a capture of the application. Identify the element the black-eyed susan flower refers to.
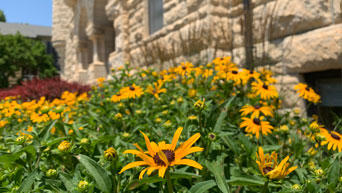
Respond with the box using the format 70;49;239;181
294;83;320;103
240;116;273;139
188;115;198;120
256;147;297;179
119;127;203;179
175;62;193;76
114;113;123;120
240;104;273;118
78;180;89;192
212;56;231;66
241;69;260;84
188;89;197;98
111;93;124;103
202;69;213;78
251;81;278;100
120;84;144;99
320;129;342;152
146;82;166;100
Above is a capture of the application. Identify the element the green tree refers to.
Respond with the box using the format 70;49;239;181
0;10;6;22
0;33;57;88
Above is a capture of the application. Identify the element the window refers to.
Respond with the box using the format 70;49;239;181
305;70;342;130
148;0;163;34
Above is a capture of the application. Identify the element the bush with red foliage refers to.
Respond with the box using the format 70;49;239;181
0;77;90;101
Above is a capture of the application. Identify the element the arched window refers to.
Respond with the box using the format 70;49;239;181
148;0;163;34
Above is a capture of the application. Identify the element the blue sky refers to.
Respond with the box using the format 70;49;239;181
0;0;52;26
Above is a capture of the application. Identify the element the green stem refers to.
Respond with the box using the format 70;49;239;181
165;168;173;193
261;181;269;193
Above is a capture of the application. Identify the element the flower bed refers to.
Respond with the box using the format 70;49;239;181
0;57;340;192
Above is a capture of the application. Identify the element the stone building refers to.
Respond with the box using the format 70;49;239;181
52;0;341;117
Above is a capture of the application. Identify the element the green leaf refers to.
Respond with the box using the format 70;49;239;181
327;159;340;188
227;177;264;186
206;161;231;193
189;180;217;193
128;175;164;190
221;136;238;154
59;172;77;193
214;96;235;132
77;154;112;193
18;169;38;193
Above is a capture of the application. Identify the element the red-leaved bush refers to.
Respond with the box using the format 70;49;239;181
0;77;90;101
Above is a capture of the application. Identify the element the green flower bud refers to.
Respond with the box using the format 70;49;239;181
46;169;57;177
78;180;89;192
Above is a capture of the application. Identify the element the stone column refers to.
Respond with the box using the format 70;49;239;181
75;38;89;83
86;25;107;83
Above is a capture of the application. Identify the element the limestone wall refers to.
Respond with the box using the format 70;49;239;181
53;0;342;97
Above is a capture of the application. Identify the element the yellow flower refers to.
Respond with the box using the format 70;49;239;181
162;110;168;115
0;120;8;128
194;99;205;110
279;125;289;132
58;141;71;152
293;107;301;115
119;84;144;99
292;184;301;190
163;120;172;127
251;81;278;100
146;82;166;100
240;104;273;118
122;132;130;138
175;62;193;76
114;113;123;120
256;147;297;180
188;115;198;120
240;116;273;139
188;89;197;98
177;97;183;103
104;147;117;161
111;93;124;103
294;83;320;103
320;129;342;152
202;69;213;78
151;117;161;124
119;127;203;179
78;181;89;192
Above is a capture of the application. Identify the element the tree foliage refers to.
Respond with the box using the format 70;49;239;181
0;10;5;22
0;33;57;88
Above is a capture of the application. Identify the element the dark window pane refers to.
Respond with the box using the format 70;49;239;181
149;0;163;34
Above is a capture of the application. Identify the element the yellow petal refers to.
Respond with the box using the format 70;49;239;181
173;159;203;170
139;168;148;179
171;127;183;150
176;146;204;159
157;151;169;166
119;161;146;174
175;133;200;154
158;167;167;178
140;131;155;156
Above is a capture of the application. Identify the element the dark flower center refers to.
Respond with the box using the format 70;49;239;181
153;150;175;166
263;167;273;174
253;118;261;125
161;77;164;80
331;133;341;140
220;57;224;60
209;134;215;139
182;66;187;70
129;86;135;91
117;93;121;97
250;70;254;74
232;70;238;74
262;84;268;90
254;104;261;109
305;86;310;91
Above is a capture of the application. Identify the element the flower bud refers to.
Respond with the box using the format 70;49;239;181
208;132;217;141
15;136;25;144
58;141;71;152
46;169;57;177
314;168;323;176
104;147;117;161
194;99;205;110
80;138;89;145
78;180;89;192
114;113;123;120
291;184;301;190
